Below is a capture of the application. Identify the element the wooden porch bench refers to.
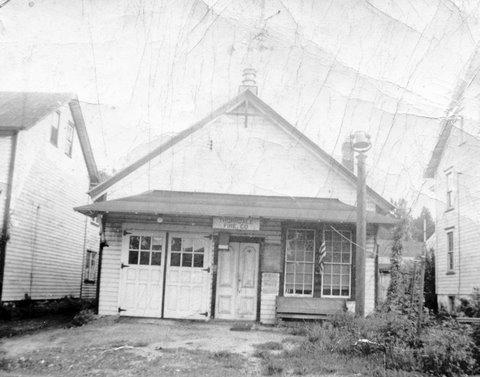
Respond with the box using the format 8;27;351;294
276;296;347;320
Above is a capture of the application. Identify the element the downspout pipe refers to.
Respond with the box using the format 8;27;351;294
0;131;19;302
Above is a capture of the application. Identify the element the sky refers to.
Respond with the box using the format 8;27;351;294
2;0;480;215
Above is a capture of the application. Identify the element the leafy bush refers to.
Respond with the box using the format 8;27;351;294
286;312;479;376
419;321;477;376
0;296;96;320
458;288;480;317
71;309;96;327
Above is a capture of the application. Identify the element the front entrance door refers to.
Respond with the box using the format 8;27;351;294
163;233;212;320
216;242;259;320
119;231;166;317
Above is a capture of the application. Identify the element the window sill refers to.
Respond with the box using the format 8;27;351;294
83;279;96;285
446;271;455;275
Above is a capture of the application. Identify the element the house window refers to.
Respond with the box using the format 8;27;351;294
447;231;454;271
169;237;205;268
84;249;97;283
322;229;352;298
64;121;74;157
446;171;454;209
50;111;60;146
128;235;163;266
284;229;315;296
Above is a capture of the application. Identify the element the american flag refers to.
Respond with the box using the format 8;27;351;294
318;238;327;273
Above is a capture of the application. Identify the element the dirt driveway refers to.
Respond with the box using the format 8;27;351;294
0;317;300;376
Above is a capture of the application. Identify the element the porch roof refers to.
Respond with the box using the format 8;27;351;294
75;190;397;224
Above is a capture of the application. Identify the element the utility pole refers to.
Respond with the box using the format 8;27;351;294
352;131;371;317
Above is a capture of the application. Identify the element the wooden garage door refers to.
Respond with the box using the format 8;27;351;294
163;233;212;319
118;231;166;317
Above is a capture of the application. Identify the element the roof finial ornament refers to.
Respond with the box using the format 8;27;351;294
238;68;258;95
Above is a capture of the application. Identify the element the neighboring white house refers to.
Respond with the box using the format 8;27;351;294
0;92;100;302
424;115;480;312
76;71;395;323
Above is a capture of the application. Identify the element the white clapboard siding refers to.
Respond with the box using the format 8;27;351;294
0;135;12;230
104;113;377;211
81;218;100;299
433;126;480;299
2;106;98;301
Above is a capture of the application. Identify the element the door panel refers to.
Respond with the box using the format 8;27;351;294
215;242;259;320
164;234;212;319
119;232;166;317
216;245;237;317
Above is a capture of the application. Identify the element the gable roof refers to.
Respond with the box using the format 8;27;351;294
424;116;480;178
0;92;73;130
75;190;397;224
424;118;453;178
88;89;394;212
0;92;99;184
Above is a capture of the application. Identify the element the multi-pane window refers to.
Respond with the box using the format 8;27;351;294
284;229;315;296
128;235;163;266
447;231;454;271
64;121;74;157
322;229;352;298
170;237;205;268
84;249;97;282
446;172;453;209
50;111;60;146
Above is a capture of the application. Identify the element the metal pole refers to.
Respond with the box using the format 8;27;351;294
355;152;366;317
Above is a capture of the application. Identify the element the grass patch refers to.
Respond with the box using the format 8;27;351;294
230;323;252;332
260;312;480;376
254;341;283;351
262;359;283;376
210;350;244;369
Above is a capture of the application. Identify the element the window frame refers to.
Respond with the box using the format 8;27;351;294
127;234;164;267
169;236;206;269
64;121;74;157
447;231;454;271
283;228;315;297
84;249;97;284
446;171;454;210
321;229;352;299
50;111;60;147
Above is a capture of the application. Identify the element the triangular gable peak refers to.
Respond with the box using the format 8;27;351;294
89;90;393;213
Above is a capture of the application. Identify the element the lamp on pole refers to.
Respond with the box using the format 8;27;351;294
352;131;371;317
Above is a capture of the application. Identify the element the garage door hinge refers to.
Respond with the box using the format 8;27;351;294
123;230;131;236
202;267;210;273
199;312;208;317
121;263;130;269
118;307;126;313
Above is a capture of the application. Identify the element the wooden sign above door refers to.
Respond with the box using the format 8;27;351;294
213;216;260;231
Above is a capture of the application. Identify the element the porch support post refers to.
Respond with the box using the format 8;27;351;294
355;152;367;317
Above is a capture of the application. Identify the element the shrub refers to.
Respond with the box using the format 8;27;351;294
472;324;480;371
458;288;480;317
71;309;96;327
292;312;479;376
286;322;309;336
419;321;477;376
0;296;95;320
